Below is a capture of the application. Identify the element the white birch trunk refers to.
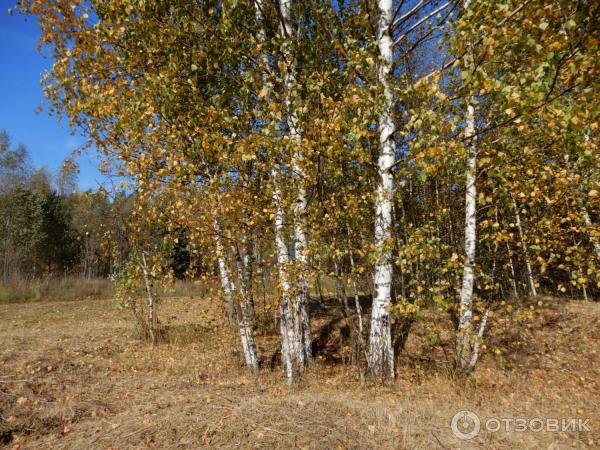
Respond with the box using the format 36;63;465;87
582;206;600;260
467;308;489;372
506;242;519;298
292;179;312;367
279;0;312;368
513;199;537;297
271;171;298;382
215;221;236;321
234;249;259;374
214;219;259;374
241;239;256;321
368;0;396;379
456;104;477;370
255;0;299;378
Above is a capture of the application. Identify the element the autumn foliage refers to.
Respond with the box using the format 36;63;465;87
16;0;600;380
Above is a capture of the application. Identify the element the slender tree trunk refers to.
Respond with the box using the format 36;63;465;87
231;211;257;326
214;219;259;374
506;242;519;298
456;104;477;371
141;252;156;344
255;0;306;379
579;269;589;301
253;0;273;326
271;171;299;382
279;0;313;369
513;198;537;297
466;308;489;372
234;249;259;374
334;260;354;333
368;0;396;380
346;231;364;338
581;206;600;260
242;238;256;321
315;270;326;305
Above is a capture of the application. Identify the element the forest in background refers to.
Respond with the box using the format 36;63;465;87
0;128;199;302
0;129;129;293
3;0;598;385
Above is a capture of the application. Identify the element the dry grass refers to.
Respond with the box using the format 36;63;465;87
0;277;114;304
0;277;212;305
0;293;598;449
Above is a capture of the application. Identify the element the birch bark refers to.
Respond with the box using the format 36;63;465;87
279;0;312;369
582;207;600;260
255;0;310;379
367;0;396;379
456;104;477;370
271;171;298;382
506;242;519;298
214;219;259;374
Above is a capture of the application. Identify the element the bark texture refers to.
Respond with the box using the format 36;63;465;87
280;0;313;369
368;0;396;380
214;219;259;374
271;171;298;382
456;104;477;371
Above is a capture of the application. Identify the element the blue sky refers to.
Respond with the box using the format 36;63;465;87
0;5;104;191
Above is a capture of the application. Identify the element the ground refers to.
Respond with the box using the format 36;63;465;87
0;294;598;449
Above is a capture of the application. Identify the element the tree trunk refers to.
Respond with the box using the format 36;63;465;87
241;238;256;322
581;206;600;260
255;0;305;379
271;170;300;382
368;0;396;380
506;242;519;298
466;308;489;372
513;198;537;297
234;252;259;374
456;104;477;371
216;226;236;323
214;219;259;374
346;232;364;338
141;252;156;344
278;0;313;370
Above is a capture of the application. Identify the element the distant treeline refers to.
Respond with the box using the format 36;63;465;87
0;129;190;282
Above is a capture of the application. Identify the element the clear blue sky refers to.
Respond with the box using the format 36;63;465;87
0;5;104;191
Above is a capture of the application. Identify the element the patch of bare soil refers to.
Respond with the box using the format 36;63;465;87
0;296;598;449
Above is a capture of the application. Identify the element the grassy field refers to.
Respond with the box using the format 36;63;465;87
0;293;598;449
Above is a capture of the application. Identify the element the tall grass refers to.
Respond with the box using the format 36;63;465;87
0;272;361;304
0;276;114;303
0;276;214;304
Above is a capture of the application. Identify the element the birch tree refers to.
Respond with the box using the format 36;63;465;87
22;0;600;383
456;103;479;371
214;217;259;374
367;0;397;380
455;0;485;373
278;0;313;371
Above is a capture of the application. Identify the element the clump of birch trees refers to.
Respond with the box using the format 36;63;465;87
20;0;599;381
